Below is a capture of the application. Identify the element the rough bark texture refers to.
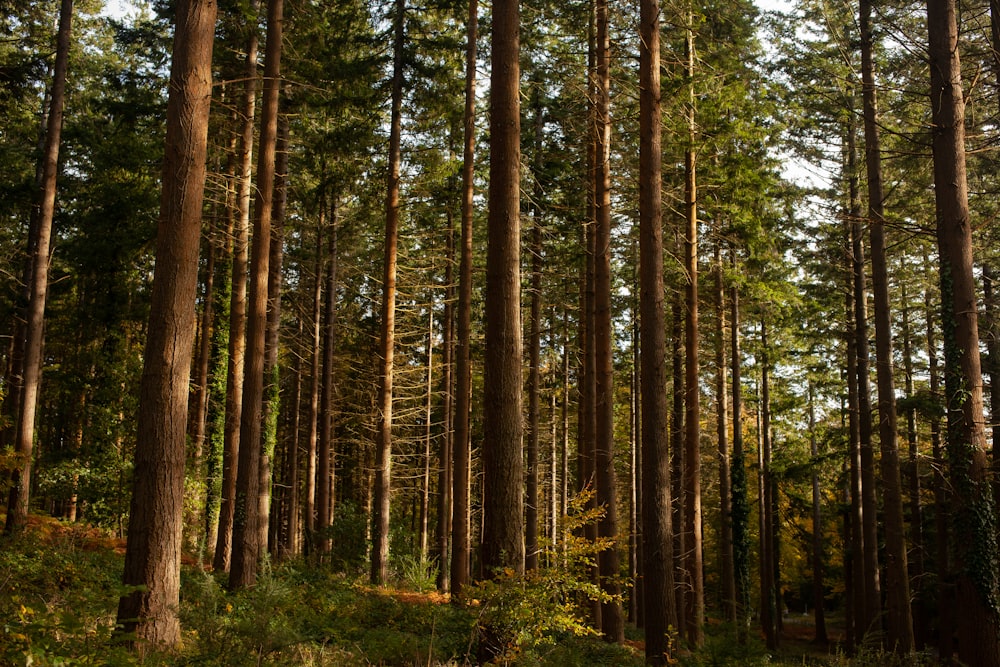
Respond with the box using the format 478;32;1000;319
480;0;524;580
370;0;405;586
5;0;73;534
638;1;679;655
228;0;283;590
115;0;216;648
927;3;1000;662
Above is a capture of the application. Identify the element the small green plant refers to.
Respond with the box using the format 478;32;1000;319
395;553;438;592
467;489;622;663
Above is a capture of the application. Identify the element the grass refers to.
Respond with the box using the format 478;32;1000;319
0;514;940;666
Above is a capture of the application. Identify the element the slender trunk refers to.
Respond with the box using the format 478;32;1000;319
729;261;751;643
115;0;216;647
639;0;679;652
450;0;477;599
228;0;283;590
419;305;433;561
436;207;454;591
303;204;324;554
714;242;735;624
370;0;405;585
213;5;258;571
6;0;73;534
593;0;622;640
682;20;703;646
844;117;867;652
928;3;1000;661
317;202;338;553
808;383;828;644
670;291;686;631
851;161;881;639
759;319;778;650
860;0;912;649
189;242;215;479
526;95;543;570
901;284;926;648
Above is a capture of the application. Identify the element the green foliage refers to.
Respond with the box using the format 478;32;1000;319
466;490;624;663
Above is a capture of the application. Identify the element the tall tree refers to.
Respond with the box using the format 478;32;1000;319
593;0;623;641
115;0;217;648
638;0;679;655
713;242;735;624
858;0;912;650
213;1;259;572
370;0;406;586
682;16;704;647
927;1;1000;662
480;0;523;583
449;0;477;599
228;0;284;590
5;0;73;534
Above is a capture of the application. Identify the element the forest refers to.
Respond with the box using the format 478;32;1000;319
1;0;998;663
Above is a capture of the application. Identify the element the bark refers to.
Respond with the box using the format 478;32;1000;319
5;0;72;534
228;0;283;590
900;285;926;648
639;0;679;654
213;5;258;572
682;21;703;646
670;291;686;631
928;3;1000;661
480;0;524;580
317;202;338;554
115;0;216;648
593;0;623;641
759;320;778;650
729;265;751;643
436;210;454;591
450;0;476;599
850;159;881;639
189;241;215;477
419;306;433;561
370;0;405;586
714;242;735;624
526;90;543;572
808;383;828;644
844;120;867;652
859;0;913;649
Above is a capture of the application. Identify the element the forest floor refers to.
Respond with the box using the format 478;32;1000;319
0;512;934;666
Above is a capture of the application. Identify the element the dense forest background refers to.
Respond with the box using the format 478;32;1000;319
1;0;999;663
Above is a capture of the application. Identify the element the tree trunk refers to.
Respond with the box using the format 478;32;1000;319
900;284;926;648
729;260;751;643
638;0;679;653
714;242;735;624
850;155;881;639
593;0;623;641
213;4;258;572
449;0;477;599
114;0;216;648
927;3;1000;661
859;0;912;649
480;0;523;579
670;291;686;632
370;0;405;586
317;201;338;554
526;93;543;571
436;208;454;591
478;0;523;656
419;305;433;561
808;383;828;644
759;319;778;650
682;20;703;647
5;0;73;535
228;0;283;590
